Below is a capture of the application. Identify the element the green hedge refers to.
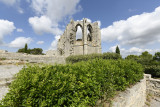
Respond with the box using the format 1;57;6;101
144;65;160;78
66;52;122;64
1;59;143;106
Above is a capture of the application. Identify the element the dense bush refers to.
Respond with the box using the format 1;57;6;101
102;52;122;60
125;51;160;77
18;48;44;55
0;59;143;106
153;52;160;61
144;65;160;78
66;52;122;64
17;43;44;55
125;55;139;61
27;48;43;55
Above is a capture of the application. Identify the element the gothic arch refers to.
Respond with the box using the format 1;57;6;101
75;24;83;41
75;23;83;31
87;24;93;41
56;18;101;57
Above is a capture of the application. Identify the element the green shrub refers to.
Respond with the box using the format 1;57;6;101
66;52;122;64
102;52;122;60
144;65;160;78
1;59;143;106
125;52;160;77
0;57;7;60
153;52;160;61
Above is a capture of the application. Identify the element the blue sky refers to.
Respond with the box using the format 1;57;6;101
0;0;160;57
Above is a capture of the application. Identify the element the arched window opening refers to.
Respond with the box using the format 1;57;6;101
58;48;63;56
87;25;92;41
76;26;83;41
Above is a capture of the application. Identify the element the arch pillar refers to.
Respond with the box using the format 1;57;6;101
83;18;88;55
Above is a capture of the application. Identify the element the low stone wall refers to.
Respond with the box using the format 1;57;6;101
146;74;160;98
112;76;147;107
0;52;66;64
112;74;160;107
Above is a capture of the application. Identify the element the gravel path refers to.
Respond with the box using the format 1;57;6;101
0;65;24;79
0;65;24;100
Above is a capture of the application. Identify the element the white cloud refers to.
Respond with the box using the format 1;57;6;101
97;21;101;27
17;28;23;32
30;0;81;23
18;8;24;14
109;45;118;53
109;45;160;57
49;35;60;50
8;37;33;48
86;18;92;23
0;0;23;14
128;9;137;12
101;6;160;47
26;0;30;3
36;41;44;45
29;16;62;35
0;0;17;6
29;0;81;35
0;19;16;44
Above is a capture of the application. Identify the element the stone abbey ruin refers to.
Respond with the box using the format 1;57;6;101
0;19;160;106
47;18;102;57
0;18;102;64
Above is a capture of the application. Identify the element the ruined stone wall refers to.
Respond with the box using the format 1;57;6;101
0;52;65;64
46;50;58;56
146;74;160;98
112;74;160;107
112;76;147;107
0;50;7;53
56;18;101;57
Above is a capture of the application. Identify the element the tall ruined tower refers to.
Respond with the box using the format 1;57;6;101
57;18;101;57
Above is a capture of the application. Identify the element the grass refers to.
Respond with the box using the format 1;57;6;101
145;93;153;106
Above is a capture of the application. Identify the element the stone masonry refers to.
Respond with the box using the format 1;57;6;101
0;52;65;64
112;74;160;107
47;18;102;57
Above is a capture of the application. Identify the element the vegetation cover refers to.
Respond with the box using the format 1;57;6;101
144;65;160;77
115;46;120;55
66;52;122;64
126;51;160;78
0;59;143;106
17;43;44;55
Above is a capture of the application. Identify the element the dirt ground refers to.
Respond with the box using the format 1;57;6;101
144;97;160;107
0;64;24;100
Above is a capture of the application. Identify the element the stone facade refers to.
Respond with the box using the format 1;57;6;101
46;50;58;56
0;52;65;64
0;50;7;53
47;18;101;57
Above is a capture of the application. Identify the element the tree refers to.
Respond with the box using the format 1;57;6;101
24;43;28;53
139;51;153;65
17;44;43;55
125;55;139;61
17;48;25;53
153;52;160;61
140;51;152;59
29;48;43;55
115;45;120;54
